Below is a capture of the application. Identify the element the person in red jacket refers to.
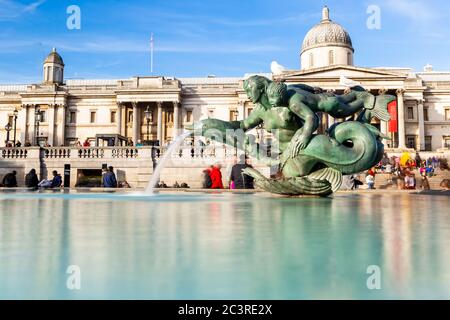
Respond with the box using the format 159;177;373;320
209;163;224;189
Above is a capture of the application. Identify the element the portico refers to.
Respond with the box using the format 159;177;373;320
115;76;182;145
280;65;433;150
115;100;181;145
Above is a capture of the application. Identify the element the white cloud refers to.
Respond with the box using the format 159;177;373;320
382;0;449;38
384;0;435;21
0;0;45;20
0;37;284;54
23;0;46;13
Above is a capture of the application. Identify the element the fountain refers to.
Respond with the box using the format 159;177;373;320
145;131;192;193
190;75;394;196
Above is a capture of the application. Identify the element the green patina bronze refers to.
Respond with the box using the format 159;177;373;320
191;75;395;196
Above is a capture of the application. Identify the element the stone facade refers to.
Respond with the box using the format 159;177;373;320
1;7;450;188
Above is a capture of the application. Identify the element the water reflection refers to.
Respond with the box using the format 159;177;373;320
0;193;449;299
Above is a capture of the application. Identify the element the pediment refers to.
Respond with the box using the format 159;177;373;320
283;65;407;80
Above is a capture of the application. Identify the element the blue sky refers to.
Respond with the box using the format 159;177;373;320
0;0;449;83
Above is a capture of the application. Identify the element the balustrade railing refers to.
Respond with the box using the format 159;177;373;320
44;148;71;159
1;148;29;159
1;145;239;162
111;148;139;158
78;148;105;159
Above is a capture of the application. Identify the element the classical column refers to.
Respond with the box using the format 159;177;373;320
380;120;388;145
58;104;66;146
173;101;180;137
327;115;334;128
156;102;163;145
47;104;56;146
18;105;28;144
116;103;123;135
321;113;328;131
378;89;389;144
417;99;425;151
238;101;245;121
132;102;139;144
396;89;406;149
30;105;37;145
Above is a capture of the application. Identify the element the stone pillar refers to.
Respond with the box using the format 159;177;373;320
396;89;406;149
380;120;388;146
378;88;388;145
47;104;56;146
57;104;66;146
238;101;245;121
116;103;123;135
132;102;139;144
157;101;163;145
327;115;334;128
173;101;180;137
321;113;328;131
18;105;28;144
417;99;425;151
30;105;37;145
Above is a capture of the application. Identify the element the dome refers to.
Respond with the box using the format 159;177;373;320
301;6;353;54
44;48;64;66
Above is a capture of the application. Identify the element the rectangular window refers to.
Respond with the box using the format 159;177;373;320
247;108;253;117
229;110;238;121
90;111;96;123
407;107;414;120
445;109;450;120
39;110;46;123
110;110;116;123
8;115;13;125
69;111;76;124
406;135;416;149
425;136;432;151
424;107;429;121
445;138;450;149
186;110;192;123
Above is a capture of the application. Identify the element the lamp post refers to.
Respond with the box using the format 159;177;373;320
13;108;18;146
5;123;12;146
144;105;152;145
35;106;42;146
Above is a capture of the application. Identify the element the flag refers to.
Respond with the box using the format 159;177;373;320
388;100;397;133
150;33;154;73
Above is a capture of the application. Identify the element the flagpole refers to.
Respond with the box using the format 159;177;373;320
150;33;154;74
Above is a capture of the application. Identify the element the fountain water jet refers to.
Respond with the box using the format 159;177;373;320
145;131;192;194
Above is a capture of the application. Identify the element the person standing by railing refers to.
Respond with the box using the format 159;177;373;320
83;139;91;147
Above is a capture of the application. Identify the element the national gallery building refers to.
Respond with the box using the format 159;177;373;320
1;7;449;152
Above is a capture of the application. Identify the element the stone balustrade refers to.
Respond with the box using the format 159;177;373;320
1;145;268;188
1;145;239;162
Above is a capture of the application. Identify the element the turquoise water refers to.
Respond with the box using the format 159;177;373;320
0;191;449;299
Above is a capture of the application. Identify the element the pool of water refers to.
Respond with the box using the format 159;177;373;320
0;191;449;299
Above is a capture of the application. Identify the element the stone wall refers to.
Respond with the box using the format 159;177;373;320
0;146;272;188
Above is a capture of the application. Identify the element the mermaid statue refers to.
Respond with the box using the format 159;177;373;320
191;75;395;196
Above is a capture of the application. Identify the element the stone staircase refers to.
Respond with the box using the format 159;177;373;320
373;169;450;190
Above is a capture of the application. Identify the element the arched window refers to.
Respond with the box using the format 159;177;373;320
328;50;334;65
309;53;314;68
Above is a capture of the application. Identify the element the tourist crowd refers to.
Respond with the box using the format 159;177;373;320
350;152;450;191
201;155;255;190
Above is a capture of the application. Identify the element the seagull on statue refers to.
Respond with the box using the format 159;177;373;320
271;60;287;76
339;75;361;88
